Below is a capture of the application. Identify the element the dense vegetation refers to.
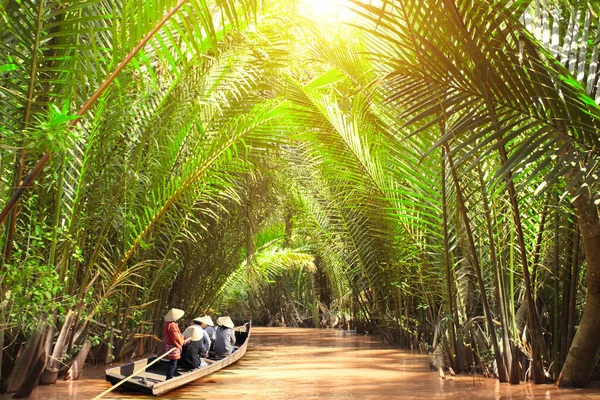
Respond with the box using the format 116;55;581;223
2;0;600;395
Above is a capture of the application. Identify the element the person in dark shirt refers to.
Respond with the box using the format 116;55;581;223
180;325;204;369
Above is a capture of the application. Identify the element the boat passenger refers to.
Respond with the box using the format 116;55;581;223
163;308;189;380
180;325;204;369
214;316;236;356
193;316;214;356
198;315;216;341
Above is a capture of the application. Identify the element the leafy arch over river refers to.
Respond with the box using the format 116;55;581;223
1;0;600;392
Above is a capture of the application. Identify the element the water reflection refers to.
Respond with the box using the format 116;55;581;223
2;327;599;399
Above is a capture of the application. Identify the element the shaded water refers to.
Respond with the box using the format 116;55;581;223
5;327;600;399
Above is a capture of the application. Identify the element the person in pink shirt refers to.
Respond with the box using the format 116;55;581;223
163;308;189;380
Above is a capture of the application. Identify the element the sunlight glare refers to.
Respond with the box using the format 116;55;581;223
299;0;354;23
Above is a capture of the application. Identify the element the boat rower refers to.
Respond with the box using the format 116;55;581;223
163;308;189;380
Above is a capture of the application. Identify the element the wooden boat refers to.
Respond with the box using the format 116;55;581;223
104;321;251;396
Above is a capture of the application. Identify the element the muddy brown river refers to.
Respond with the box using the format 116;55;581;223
4;327;600;399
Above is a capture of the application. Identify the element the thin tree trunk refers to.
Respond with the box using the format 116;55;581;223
508;228;517;340
566;224;580;350
477;163;512;382
510;343;522;383
498;146;548;384
552;193;560;379
4;153;25;260
531;205;549;291
246;184;256;318
560;216;575;367
558;188;600;387
284;203;293;247
48;155;66;269
446;145;508;382
441;147;459;372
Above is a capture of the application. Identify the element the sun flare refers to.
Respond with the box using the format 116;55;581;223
299;0;354;22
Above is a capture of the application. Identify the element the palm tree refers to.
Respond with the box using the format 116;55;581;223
349;0;600;387
2;0;600;392
0;0;290;388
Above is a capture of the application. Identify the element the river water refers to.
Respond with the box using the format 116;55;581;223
5;327;600;399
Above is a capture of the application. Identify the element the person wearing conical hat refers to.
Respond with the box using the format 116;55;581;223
196;316;216;347
214;316;236;356
191;316;214;356
163;308;188;380
194;315;217;357
179;324;205;369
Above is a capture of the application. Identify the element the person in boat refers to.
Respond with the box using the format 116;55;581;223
183;317;211;357
163;308;189;380
198;315;216;340
194;316;215;356
180;323;204;369
214;316;236;356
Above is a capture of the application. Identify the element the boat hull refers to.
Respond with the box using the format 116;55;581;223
104;321;251;396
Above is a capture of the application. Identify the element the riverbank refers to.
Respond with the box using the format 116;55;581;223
3;327;599;399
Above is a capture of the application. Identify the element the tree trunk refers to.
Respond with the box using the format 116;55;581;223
566;224;580;351
558;189;600;387
477;163;512;382
446;146;508;382
498;146;548;384
552;194;560;379
4;328;43;393
3;152;25;260
441;147;459;372
531;205;549;291
13;350;46;399
65;341;91;381
510;344;522;384
47;310;74;374
559;216;576;368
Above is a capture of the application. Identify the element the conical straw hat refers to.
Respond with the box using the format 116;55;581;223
183;326;202;341
216;316;234;329
193;315;214;326
164;308;185;322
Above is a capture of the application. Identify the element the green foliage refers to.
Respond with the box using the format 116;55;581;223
27;103;80;152
2;240;64;330
0;0;597;385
